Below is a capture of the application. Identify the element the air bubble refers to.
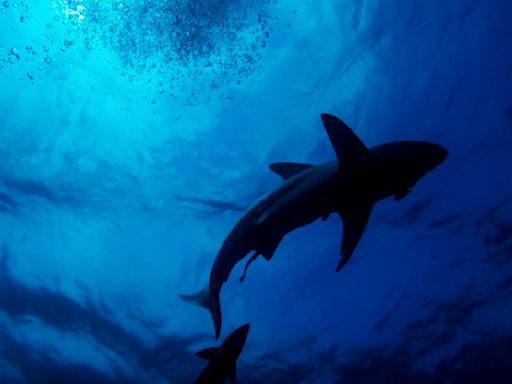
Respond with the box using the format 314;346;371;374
9;47;19;59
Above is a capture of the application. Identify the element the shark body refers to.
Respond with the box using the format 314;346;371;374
181;113;447;339
195;323;250;384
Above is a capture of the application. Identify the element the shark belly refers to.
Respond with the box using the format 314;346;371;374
207;164;339;338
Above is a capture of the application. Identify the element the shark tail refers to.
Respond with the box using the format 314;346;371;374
179;285;222;340
178;285;210;310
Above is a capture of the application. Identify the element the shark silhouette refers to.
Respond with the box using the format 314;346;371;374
181;113;448;339
194;323;250;384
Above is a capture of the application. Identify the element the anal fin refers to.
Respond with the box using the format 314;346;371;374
258;236;282;261
337;203;373;271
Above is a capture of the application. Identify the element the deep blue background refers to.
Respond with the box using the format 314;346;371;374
1;0;511;383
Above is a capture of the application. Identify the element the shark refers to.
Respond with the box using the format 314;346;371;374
180;113;448;339
194;323;250;384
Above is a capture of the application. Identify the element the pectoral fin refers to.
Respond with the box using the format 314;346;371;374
337;203;373;271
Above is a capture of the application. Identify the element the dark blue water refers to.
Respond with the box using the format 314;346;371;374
1;1;511;383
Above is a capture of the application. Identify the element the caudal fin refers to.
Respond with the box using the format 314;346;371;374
178;285;210;310
179;285;222;340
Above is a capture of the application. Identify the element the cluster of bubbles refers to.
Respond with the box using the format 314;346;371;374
1;0;278;104
1;0;28;17
0;2;35;81
91;0;275;68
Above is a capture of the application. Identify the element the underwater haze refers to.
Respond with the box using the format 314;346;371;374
1;0;512;383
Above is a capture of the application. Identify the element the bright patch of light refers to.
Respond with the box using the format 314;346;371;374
59;0;86;22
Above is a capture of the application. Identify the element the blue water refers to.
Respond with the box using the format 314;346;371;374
1;1;511;383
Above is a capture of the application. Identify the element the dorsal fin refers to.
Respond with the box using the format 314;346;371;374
269;162;313;181
320;114;373;173
195;347;220;360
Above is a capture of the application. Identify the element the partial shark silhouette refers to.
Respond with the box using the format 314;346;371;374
181;113;447;339
194;323;250;384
